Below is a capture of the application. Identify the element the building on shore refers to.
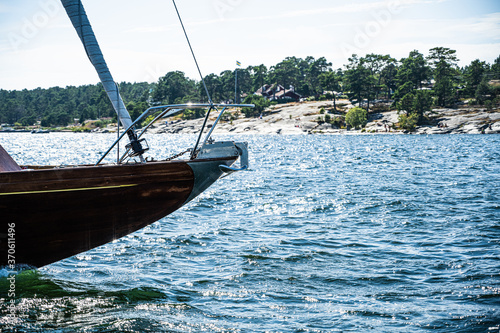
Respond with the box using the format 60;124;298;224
255;84;301;102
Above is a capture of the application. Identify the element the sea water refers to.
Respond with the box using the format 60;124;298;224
0;133;499;332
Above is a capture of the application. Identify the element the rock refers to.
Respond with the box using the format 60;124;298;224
137;101;499;136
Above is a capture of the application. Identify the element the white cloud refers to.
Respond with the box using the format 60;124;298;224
452;12;500;41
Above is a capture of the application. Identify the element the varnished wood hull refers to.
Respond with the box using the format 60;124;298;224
0;157;235;268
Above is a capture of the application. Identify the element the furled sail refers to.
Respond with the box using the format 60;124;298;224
60;0;146;157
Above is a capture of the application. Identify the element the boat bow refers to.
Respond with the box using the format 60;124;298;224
0;0;254;268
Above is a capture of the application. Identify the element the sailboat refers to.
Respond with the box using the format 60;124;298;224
0;0;252;268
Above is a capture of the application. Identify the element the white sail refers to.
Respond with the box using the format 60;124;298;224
60;0;133;130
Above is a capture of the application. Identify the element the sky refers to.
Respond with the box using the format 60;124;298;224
0;0;499;90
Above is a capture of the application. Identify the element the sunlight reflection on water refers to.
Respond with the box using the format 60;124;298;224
1;133;499;332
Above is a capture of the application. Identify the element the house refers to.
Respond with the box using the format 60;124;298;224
255;84;301;102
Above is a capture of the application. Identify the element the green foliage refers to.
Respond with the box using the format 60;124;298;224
19;114;36;126
343;53;396;110
248;64;268;93
126;101;149;123
395;50;430;93
41;110;72;127
241;94;270;118
363;53;397;100
0;82;153;127
394;82;415;102
93;119;112;128
141;115;157;127
491;55;500;79
475;80;491;105
464;59;488;97
318;70;341;96
427;47;460;106
484;100;493;111
380;62;398;99
345;107;367;129
269;57;301;93
343;55;375;108
397;92;415;115
220;111;236;122
398;112;419;131
397;90;433;123
331;115;345;128
1;49;498;130
181;108;205;120
303;56;332;96
413;90;433;120
152;71;196;104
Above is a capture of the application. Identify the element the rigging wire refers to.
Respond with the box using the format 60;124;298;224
171;0;213;105
171;0;219;159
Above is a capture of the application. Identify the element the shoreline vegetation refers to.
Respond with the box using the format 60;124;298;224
144;100;500;135
1;48;499;135
2;100;498;135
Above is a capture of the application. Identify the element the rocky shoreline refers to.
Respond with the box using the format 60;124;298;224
22;100;495;136
142;100;500;136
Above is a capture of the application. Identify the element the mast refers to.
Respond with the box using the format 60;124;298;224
60;0;146;158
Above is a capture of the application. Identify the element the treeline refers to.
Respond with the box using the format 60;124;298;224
0;82;154;127
1;47;499;127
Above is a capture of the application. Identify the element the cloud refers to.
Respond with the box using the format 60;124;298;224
131;0;421;31
458;12;500;40
204;0;449;24
388;13;500;45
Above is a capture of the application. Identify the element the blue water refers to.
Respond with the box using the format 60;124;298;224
1;133;499;332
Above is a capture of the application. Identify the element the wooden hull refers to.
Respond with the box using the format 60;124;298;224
0;157;235;268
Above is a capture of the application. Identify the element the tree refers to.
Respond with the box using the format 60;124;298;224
394;50;430;101
397;90;432;123
269;57;301;93
397;92;415;116
248;64;268;93
319;69;342;109
0;82;153;127
363;53;396;100
345;106;367;129
380;62;398;99
413;90;433;121
398;112;419;131
152;71;196;104
427;47;459;106
303;56;332;96
203;73;223;103
219;70;238;102
241;94;270;118
182;108;206;120
490;55;500;79
96;87;114;118
464;59;488;98
126;101;149;123
343;55;375;110
235;68;252;103
475;79;491;105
